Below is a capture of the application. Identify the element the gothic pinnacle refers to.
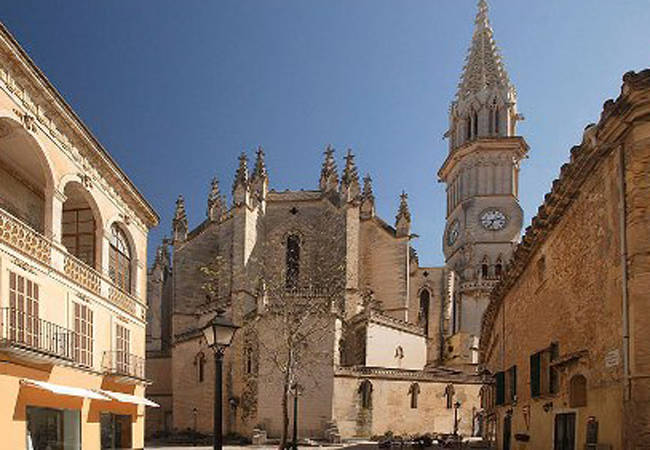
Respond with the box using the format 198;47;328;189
232;152;249;194
252;146;267;180
319;145;339;192
362;174;374;202
341;149;359;188
207;177;225;220
396;191;411;224
172;195;188;241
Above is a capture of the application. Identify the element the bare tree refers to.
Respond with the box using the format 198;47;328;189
251;208;347;449
199;207;347;448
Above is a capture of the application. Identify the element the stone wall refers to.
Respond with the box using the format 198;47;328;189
332;374;481;438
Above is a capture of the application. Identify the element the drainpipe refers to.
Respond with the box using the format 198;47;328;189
617;144;631;402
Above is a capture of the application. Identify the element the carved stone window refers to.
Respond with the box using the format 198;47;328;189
395;345;404;360
359;380;373;409
445;383;455;409
195;352;206;383
409;383;420;409
285;234;300;290
569;374;587;408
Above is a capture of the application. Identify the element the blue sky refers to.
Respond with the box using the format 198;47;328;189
1;1;648;266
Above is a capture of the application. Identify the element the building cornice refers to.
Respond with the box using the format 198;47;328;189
479;69;650;361
438;136;528;182
0;23;159;229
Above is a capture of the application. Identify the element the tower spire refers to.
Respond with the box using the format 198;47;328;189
456;0;512;101
207;177;225;222
232;152;250;206
360;174;375;219
395;191;411;237
172;195;188;242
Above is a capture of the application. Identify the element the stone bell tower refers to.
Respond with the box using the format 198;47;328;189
439;0;528;365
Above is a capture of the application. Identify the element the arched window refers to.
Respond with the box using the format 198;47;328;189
495;256;503;278
466;117;471;140
409;383;420;409
359;380;373;409
109;224;131;293
494;107;500;134
481;263;489;279
473;111;479;138
445;383;455;409
569;374;587;407
195;352;206;383
419;290;430;335
395;345;404;360
62;183;97;268
285;234;300;290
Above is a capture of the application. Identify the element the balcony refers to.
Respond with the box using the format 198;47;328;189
0;207;144;320
0;307;75;363
102;350;146;383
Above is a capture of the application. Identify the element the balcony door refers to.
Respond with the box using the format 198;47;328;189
7;271;39;348
62;182;98;269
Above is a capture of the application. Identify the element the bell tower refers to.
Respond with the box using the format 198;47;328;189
439;0;528;365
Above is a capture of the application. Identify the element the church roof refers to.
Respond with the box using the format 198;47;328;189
455;0;512;102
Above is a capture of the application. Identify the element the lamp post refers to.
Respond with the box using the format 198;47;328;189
291;383;303;450
201;312;240;450
453;401;461;437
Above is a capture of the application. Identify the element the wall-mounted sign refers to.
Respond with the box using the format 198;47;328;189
605;349;620;368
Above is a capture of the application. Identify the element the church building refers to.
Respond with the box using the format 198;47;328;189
146;0;526;440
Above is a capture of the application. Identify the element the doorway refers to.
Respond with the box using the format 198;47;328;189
27;406;81;450
502;414;511;450
100;413;132;450
554;413;576;450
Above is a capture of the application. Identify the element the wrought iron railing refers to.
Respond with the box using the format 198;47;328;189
0;307;75;360
102;350;146;380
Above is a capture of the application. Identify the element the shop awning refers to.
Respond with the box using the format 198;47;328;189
21;379;110;401
96;388;159;407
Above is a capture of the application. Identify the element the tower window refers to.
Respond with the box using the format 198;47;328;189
195;352;206;383
495;263;502;278
285;234;300;290
466;117;471;140
494;107;500;134
245;347;253;375
481;263;489;278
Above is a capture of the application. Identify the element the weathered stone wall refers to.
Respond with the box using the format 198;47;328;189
481;71;650;449
359;219;409;320
332;375;481;438
145;355;173;437
409;267;446;365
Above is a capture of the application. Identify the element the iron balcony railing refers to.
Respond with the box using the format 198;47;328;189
0;307;75;361
102;350;146;380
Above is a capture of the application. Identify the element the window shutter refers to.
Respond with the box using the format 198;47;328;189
496;372;505;405
530;353;541;397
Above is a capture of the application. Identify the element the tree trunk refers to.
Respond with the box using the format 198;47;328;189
279;351;293;450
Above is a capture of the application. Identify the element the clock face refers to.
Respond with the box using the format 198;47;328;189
480;209;507;231
447;220;460;246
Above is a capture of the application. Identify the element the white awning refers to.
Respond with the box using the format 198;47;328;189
21;379;110;401
96;388;160;407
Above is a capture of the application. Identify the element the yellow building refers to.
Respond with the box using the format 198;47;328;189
0;23;159;450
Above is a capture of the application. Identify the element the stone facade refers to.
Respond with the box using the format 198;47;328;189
144;0;532;442
479;70;650;449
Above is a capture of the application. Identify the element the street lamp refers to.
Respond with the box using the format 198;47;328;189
291;383;303;450
201;312;240;450
453;401;461;436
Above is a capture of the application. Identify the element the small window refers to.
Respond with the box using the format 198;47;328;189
473;111;478;137
445;383;455;409
494;107;500;134
359;380;373;409
495;372;505;406
531;344;559;398
481;263;489;278
409;383;420;409
285;234;300;290
506;365;517;404
569;374;587;407
395;345;404;360
196;352;206;383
